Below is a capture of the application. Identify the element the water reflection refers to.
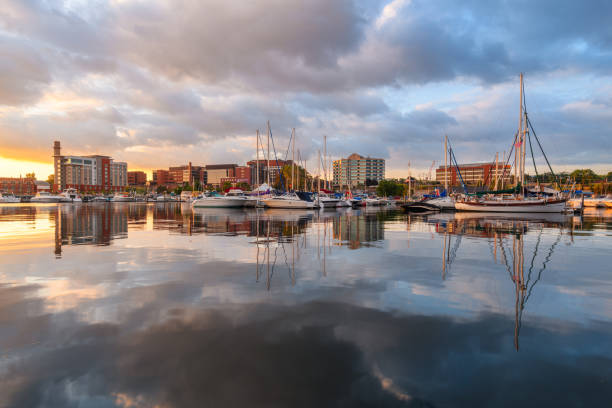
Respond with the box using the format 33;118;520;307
1;203;611;407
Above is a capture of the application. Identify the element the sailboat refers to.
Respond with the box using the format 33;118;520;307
425;135;456;210
455;73;567;213
260;124;316;209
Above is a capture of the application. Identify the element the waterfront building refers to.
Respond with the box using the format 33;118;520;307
436;162;512;186
127;171;147;186
333;153;385;188
52;141;127;192
0;176;37;195
168;163;206;185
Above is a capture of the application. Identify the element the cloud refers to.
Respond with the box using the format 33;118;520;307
0;0;611;175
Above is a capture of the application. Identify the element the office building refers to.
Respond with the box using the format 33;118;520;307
206;164;236;186
333;153;385;187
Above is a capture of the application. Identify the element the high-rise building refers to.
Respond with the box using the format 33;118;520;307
435;162;512;186
53;141;127;192
333;153;385;187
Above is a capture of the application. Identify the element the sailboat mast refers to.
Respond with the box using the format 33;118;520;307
267;121;271;187
517;73;524;191
444;135;448;194
317;149;321;194
323;135;327;190
256;130;260;189
291;128;295;191
494;152;499;190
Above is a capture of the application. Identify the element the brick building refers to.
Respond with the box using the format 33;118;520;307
127;171;147;186
0;176;37;195
436;162;512;186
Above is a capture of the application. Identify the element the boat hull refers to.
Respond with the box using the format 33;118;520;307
263;198;315;209
31;197;62;203
192;198;246;208
455;199;567;213
425;197;456;210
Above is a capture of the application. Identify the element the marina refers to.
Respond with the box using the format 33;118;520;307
1;202;611;406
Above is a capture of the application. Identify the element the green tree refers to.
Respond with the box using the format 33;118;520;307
377;179;404;197
156;185;167;194
570;169;600;184
221;181;232;191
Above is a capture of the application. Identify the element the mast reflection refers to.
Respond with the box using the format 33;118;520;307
431;212;569;351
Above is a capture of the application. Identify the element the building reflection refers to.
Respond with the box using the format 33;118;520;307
332;210;384;249
54;204;129;257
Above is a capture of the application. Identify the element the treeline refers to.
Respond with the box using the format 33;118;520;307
525;169;612;184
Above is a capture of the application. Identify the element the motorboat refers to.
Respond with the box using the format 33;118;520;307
91;195;109;202
59;188;82;203
225;189;258;208
192;191;246;208
317;192;341;208
111;193;134;202
30;191;63;203
263;192;316;209
0;192;20;203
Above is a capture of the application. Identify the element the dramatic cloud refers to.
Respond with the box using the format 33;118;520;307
0;0;611;176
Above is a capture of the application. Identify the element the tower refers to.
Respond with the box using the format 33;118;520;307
53;141;63;192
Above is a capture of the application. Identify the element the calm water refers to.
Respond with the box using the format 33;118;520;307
1;203;611;407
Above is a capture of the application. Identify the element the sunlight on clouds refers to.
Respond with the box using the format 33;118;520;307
0;157;53;178
375;0;410;29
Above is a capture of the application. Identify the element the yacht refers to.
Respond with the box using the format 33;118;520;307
59;188;82;203
111;192;133;202
263;192;316;209
30;191;62;203
192;191;246;208
317;192;341;208
0;192;20;203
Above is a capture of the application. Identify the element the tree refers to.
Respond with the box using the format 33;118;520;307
47;174;54;185
156;185;167;194
236;182;250;191
607;172;612;182
376;179;405;197
25;172;36;179
221;181;232;191
570;169;599;184
365;178;378;186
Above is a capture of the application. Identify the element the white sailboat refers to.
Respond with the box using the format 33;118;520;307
425;135;456;210
455;73;567;213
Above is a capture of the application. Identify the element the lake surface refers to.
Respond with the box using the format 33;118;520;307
1;203;611;407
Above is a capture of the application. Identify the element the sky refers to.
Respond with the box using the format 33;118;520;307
0;0;611;179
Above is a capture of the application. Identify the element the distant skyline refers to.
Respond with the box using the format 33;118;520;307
1;0;611;179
